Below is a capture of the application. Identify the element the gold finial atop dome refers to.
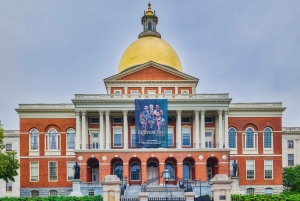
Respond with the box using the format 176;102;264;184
146;2;154;15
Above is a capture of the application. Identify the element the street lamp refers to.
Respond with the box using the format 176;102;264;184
194;178;201;197
163;168;170;186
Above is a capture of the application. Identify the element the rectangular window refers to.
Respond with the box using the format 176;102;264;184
113;128;122;147
91;133;99;149
205;132;212;148
113;117;122;124
49;162;58;181
181;117;191;123
131;90;138;94
264;160;273;179
6;180;12;191
90;117;99;124
182;127;191;146
67;132;75;150
288;154;294;166
131;128;136;147
67;162;75;181
30;162;39;182
168;127;174;146
246;160;255;179
288;140;294;148
205;117;213;123
164;90;172;94
6;143;12;151
229;160;236;177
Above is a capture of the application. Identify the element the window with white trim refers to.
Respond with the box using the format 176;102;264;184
246;188;255;194
49;162;58;181
114;90;121;95
168;127;174;146
30;162;39;182
49;129;58;150
5;143;12;151
131;128;136;147
130;163;140;181
288;154;294;166
90;133;99;149
205;132;213;148
183;161;191;179
246;128;254;148
182;127;191;146
113;117;122;124
164;90;172;98
30;128;39;150
6;180;12;191
90;117;99;124
264;160;273;179
228;128;236;149
166;162;175;180
88;190;95;197
246;160;255;179
113;127;122;147
67;162;75;181
181;90;189;94
288;140;294;148
67;128;75;150
263;127;272;149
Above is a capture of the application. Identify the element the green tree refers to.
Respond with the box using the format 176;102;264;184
0;122;20;182
283;165;300;192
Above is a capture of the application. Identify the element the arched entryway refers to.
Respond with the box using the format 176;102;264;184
164;157;177;185
129;157;142;185
206;157;219;180
147;157;159;185
183;157;195;180
86;157;99;182
111;158;123;181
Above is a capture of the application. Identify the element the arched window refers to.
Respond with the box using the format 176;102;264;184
49;129;57;150
31;190;39;197
166;162;175;180
30;129;39;150
148;21;152;31
114;162;123;181
228;128;236;148
130;163;140;181
247;188;255;194
49;190;57;196
264;128;272;148
246;128;254;148
67;128;75;150
183;161;191;180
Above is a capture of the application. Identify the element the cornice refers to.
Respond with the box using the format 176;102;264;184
229;108;286;112
72;99;232;104
15;109;75;113
105;80;198;84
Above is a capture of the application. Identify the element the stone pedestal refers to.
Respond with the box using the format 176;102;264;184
210;174;233;201
70;179;83;196
139;192;149;201
101;175;121;201
184;192;196;201
231;177;245;195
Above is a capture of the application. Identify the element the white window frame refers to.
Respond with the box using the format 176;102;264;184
114;90;122;95
66;128;75;151
131;127;136;147
30;162;39;182
228;127;237;154
164;90;172;98
246;160;255;180
168;126;174;146
113;117;122;124
5;143;12;151
264;160;273;180
263;127;273;154
67;161;75;181
6;179;12;191
89;130;100;149
182;126;191;147
287;140;294;149
205;132;213;148
45;129;61;155
113;126;123;147
181;90;189;94
130;90;139;98
243;127;258;154
205;117;213;123
29;128;39;156
147;90;156;98
90;117;100;124
288;154;294;166
48;161;58;182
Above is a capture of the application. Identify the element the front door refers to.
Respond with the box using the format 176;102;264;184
92;164;99;182
207;163;212;180
147;162;158;185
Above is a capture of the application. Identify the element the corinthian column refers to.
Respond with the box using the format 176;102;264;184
224;110;229;148
218;110;223;148
105;110;110;149
99;110;104;149
75;110;81;150
194;110;200;148
123;110;128;149
176;110;182;149
81;110;87;149
200;110;205;148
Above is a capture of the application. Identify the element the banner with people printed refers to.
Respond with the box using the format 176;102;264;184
135;99;168;148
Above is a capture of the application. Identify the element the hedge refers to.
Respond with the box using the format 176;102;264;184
232;194;300;201
0;195;103;201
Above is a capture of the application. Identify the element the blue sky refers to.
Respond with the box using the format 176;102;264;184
0;1;299;129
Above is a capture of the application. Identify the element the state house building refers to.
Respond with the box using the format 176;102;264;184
16;4;285;197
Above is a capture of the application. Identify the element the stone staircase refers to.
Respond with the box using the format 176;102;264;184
124;185;185;198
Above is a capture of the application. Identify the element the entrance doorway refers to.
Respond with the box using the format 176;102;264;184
206;163;212;180
147;162;158;185
92;164;99;182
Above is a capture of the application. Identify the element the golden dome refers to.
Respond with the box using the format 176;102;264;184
118;36;182;73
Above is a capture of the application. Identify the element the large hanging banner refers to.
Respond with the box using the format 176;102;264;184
135;99;168;148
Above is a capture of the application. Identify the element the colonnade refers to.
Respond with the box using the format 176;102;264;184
75;109;229;150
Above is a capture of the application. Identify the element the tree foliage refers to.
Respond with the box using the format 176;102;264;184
283;165;300;192
0;123;20;182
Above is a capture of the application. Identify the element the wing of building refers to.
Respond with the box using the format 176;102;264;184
15;3;286;197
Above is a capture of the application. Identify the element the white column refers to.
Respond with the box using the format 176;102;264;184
124;87;128;94
158;87;162;94
224;110;229;148
141;87;145;94
176;110;182;149
81;110;87;150
218;110;223;148
107;87;111;94
194;110;200;148
175;87;179;94
105;110;110;149
123;110;128;149
99;110;104;149
75;110;81;150
200;110;205;148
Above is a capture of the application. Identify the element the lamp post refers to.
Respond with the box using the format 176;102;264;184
163;168;170;186
194;178;201;197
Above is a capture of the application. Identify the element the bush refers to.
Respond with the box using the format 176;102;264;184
0;195;103;201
